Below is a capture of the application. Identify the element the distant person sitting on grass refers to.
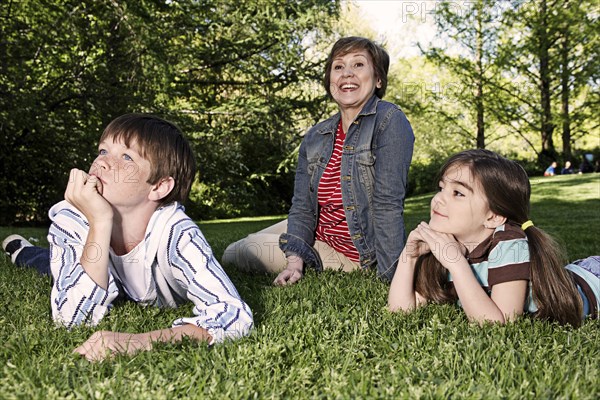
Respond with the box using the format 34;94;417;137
2;114;253;361
388;149;599;327
544;161;557;176
561;161;573;175
578;154;594;174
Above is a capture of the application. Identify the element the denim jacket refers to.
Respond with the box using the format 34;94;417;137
279;95;414;281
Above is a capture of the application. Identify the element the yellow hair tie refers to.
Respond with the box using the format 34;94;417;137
521;220;534;231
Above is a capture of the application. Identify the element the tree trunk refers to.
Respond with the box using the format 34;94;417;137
539;0;555;158
560;28;572;161
475;0;485;149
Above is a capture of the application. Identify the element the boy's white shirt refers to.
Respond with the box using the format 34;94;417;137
48;200;253;343
109;244;151;302
107;201;179;305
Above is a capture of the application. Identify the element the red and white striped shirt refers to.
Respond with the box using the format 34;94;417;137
315;121;360;262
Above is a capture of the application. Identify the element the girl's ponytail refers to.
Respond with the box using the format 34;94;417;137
525;226;582;327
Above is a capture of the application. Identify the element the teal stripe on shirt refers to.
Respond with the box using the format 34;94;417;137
450;238;530;288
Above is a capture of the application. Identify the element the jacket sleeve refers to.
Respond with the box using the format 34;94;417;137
166;222;254;344
279;133;323;270
49;204;120;328
371;106;414;281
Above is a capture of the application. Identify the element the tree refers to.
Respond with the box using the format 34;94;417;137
494;0;599;162
555;0;599;161
419;0;504;149
155;0;340;218
0;0;158;224
0;0;341;223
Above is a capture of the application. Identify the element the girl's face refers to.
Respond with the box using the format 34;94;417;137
429;164;496;247
329;50;380;115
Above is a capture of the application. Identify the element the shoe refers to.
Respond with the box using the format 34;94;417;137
2;234;34;263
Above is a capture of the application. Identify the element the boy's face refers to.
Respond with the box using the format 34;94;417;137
89;137;154;209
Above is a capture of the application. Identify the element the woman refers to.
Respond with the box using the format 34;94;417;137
222;37;414;285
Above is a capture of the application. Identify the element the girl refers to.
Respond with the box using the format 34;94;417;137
388;149;599;327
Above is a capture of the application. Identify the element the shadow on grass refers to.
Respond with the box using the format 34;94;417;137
531;197;600;259
199;217;285;258
222;266;275;327
532;197;600;225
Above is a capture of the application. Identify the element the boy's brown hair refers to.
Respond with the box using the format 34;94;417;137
100;114;196;206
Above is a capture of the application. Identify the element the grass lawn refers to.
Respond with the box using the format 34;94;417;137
0;173;598;399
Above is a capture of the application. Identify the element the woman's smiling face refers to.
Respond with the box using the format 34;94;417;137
329;50;380;114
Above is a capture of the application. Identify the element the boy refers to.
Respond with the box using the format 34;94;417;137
2;114;253;361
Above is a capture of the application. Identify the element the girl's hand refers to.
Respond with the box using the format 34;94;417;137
415;222;466;272
403;228;431;259
64;168;113;223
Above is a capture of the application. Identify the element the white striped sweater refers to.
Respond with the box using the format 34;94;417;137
48;200;253;343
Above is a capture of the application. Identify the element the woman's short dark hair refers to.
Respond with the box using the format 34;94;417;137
323;36;390;99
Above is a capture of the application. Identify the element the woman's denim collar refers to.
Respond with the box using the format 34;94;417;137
314;95;381;135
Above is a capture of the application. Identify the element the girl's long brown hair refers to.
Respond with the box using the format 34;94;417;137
415;150;582;326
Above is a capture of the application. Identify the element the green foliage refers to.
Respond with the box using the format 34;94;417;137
406;159;442;197
387;57;476;164
0;0;341;223
2;0;597;224
383;1;598;166
0;174;598;398
0;0;173;224
157;0;342;219
420;0;504;149
495;0;599;160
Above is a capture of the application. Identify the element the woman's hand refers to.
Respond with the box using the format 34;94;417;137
64;168;113;224
414;222;466;272
273;255;304;286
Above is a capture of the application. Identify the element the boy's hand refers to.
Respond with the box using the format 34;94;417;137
65;168;113;223
74;326;211;362
74;331;151;362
